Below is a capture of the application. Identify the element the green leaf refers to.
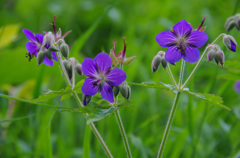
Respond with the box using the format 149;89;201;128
129;82;179;93
183;88;231;111
33;86;72;102
73;79;84;93
0;24;20;49
60;93;72;101
86;106;116;124
0;114;35;124
217;73;240;81
0;93;70;109
61;107;92;114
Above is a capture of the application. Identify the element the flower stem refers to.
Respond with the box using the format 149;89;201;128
166;64;178;89
178;60;185;88
181;33;225;90
157;92;181;158
114;109;132;158
57;52;113;158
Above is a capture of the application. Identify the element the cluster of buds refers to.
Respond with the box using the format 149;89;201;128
151;51;167;73
113;82;131;101
110;37;136;67
222;34;237;52
225;13;240;32
62;57;82;80
207;44;225;67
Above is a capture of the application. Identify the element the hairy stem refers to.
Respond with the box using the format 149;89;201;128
114;109;132;158
57;52;113;158
166;64;178;89
181;33;225;90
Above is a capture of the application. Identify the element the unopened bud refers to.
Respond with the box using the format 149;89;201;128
43;32;54;46
119;83;131;101
215;50;225;67
57;39;65;47
113;86;120;97
152;54;161;73
235;14;240;30
62;59;72;79
75;63;82;76
223;35;237;52
49;45;59;52
82;94;92;105
157;51;167;69
45;50;52;60
207;44;218;61
225;17;236;32
37;51;45;66
60;43;69;59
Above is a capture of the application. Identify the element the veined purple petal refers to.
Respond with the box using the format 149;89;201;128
82;58;98;78
182;46;199;63
234;81;240;93
100;82;114;103
94;53;112;74
23;29;37;43
156;31;177;47
107;68;126;86
81;78;99;95
26;42;38;54
51;51;58;61
230;41;236;52
187;30;208;47
165;46;182;63
173;20;192;37
35;34;44;44
42;56;54;66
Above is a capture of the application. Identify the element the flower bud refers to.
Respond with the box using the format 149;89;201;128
119;83;131;101
43;32;54;46
157;51;167;69
215;50;225;67
234;80;240;94
57;39;65;47
223;35;237;52
225;17;236;32
82;94;92;105
37;51;45;66
207;44;218;61
49;45;59;52
60;43;69;59
45;50;52;60
75;63;82;76
113;86;120;97
56;28;62;39
62;59;72;80
152;54;161;73
235;14;240;30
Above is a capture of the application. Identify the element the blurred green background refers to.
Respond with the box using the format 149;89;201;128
0;0;240;157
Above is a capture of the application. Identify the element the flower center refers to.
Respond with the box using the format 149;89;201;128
92;73;107;87
177;38;186;52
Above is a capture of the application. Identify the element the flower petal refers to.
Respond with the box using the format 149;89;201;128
35;34;44;44
187;30;208;47
234;81;240;93
165;46;182;63
100;82;114;103
107;68;126;86
156;31;177;47
22;29;37;43
81;78;99;96
82;58;98;78
230;41;236;52
182;46;199;63
26;42;38;54
42;56;54;66
51;51;58;61
173;20;192;37
94;52;112;74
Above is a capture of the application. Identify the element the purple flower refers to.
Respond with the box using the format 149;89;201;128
23;29;58;66
156;20;208;63
81;53;126;103
234;81;240;93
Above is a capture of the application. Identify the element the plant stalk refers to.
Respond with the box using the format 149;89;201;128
57;52;113;158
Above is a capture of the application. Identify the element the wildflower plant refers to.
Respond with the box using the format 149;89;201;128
0;9;239;158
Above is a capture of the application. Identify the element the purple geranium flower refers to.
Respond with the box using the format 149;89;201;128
156;20;208;63
23;29;57;66
234;80;240;93
81;53;126;103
